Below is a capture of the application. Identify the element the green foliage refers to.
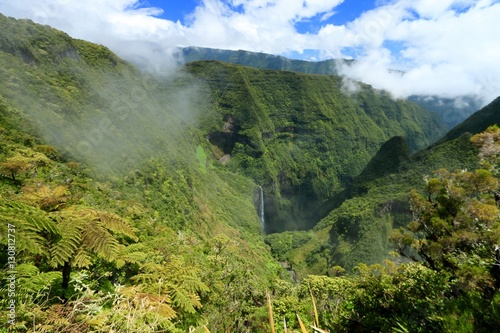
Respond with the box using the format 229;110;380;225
0;14;282;332
288;125;481;276
184;47;481;129
266;231;314;261
391;167;500;296
0;198;57;256
196;145;207;173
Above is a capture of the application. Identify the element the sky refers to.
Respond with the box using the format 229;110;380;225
0;0;499;105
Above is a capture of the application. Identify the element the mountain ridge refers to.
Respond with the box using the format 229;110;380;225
279;95;500;276
182;46;483;129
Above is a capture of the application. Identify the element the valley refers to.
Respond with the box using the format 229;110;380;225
0;13;499;332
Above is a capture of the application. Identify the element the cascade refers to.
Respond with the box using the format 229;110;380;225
258;185;265;229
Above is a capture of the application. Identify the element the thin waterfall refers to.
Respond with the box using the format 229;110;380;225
258;185;265;229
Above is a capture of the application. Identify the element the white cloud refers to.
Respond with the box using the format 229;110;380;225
339;0;500;105
0;0;499;104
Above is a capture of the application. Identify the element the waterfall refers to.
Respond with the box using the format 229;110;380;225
258;185;265;229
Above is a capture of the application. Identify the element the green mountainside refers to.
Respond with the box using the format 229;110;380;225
186;60;446;233
0;14;283;331
1;14;500;332
408;95;483;129
280;97;500;276
434;96;500;145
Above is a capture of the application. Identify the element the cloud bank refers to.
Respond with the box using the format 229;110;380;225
0;0;499;104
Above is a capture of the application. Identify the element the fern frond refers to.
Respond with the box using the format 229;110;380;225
171;288;198;314
72;247;93;268
49;214;85;267
94;210;137;240
131;273;160;284
115;244;149;266
155;302;177;320
140;262;164;273
16;263;40;276
177;274;210;294
190;293;203;309
81;223;118;260
22;184;70;211
116;286;177;320
18;270;61;294
0;198;57;255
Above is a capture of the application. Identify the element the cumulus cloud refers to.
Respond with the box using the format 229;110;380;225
0;0;499;104
337;0;500;105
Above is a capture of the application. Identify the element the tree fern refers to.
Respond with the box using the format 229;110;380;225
81;223;118;260
22;184;70;211
110;285;176;328
114;243;149;268
130;254;209;317
48;205;137;289
90;210;138;241
15;263;61;295
71;247;93;269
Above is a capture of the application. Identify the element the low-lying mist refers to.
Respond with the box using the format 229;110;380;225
2;50;209;176
62;75;207;176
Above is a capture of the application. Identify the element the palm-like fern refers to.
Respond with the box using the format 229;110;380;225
49;206;137;289
22;184;71;211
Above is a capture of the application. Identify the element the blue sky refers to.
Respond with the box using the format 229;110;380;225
144;0;379;30
1;0;499;104
137;0;388;60
143;0;199;24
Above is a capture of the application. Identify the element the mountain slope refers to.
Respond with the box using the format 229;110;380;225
408;94;483;129
277;96;500;275
434;96;500;145
187;60;447;232
1;13;499;332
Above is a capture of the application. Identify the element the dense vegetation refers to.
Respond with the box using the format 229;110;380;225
1;14;500;332
276;99;500;277
186;60;445;233
0;14;282;332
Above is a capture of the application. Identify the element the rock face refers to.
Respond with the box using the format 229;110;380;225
209;114;238;157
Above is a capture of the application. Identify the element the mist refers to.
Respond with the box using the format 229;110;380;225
43;71;209;175
336;54;498;108
0;25;209;176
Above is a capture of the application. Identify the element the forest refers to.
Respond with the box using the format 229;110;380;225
0;14;499;332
